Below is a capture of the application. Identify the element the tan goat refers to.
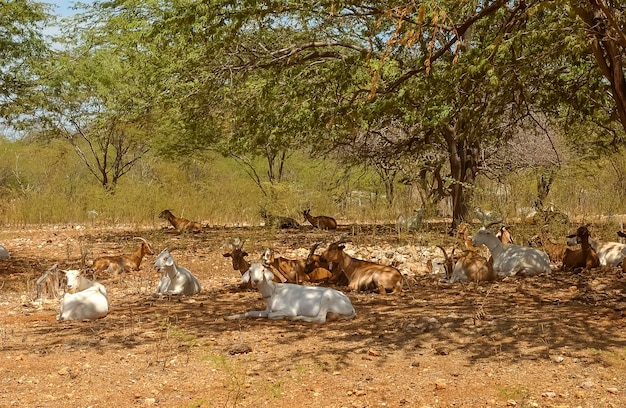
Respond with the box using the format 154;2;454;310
528;226;566;264
322;240;403;294
262;248;308;284
158;209;202;233
303;209;338;230
437;245;496;283
92;237;154;279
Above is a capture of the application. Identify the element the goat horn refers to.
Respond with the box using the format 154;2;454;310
485;220;503;229
308;242;321;258
133;237;150;245
436;245;449;261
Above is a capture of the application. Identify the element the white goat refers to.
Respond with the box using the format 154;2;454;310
226;263;356;323
0;244;9;259
57;270;109;321
397;208;424;232
591;238;626;267
471;228;551;276
154;248;202;295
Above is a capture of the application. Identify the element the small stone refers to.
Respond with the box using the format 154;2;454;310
574;390;585;398
229;344;252;355
368;349;381;357
434;381;447;390
580;379;595;389
606;387;619;394
58;367;70;376
541;392;556;398
506;400;517;406
550;355;565;363
144;398;156;405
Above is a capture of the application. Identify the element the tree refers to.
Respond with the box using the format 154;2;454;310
0;0;50;120
14;3;156;191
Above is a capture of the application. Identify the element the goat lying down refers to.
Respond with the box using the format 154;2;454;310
57;270;109;321
472;228;551;277
226;263;356;323
437;245;496;283
154;249;202;295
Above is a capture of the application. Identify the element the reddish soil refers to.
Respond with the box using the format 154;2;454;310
1;223;625;408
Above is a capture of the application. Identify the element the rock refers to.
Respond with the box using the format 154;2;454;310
549;354;565;363
434;380;447;390
229;344;252;355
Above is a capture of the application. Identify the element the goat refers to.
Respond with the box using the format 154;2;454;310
474;207;503;225
437;245;496;283
154;248;202;295
92;237;154;279
304;242;333;282
159;209;203;233
572;232;626;267
222;238;250;276
457;222;476;250
57;270;109;321
321;240;403;294
563;225;600;271
262;248;308;284
260;209;300;229
303;209;338;230
397;208;424;232
226;263;356;323
0;244;9;259
471;228;551;276
496;225;514;244
528;226;566;264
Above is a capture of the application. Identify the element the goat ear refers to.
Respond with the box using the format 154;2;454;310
223;253;232;258
263;268;274;282
243;251;248;257
241;270;251;283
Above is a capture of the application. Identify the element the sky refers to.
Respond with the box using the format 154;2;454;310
50;1;78;18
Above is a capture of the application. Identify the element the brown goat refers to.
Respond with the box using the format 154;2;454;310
262;248;308;283
322;240;403;294
303;209;338;230
496;225;514;244
563;225;600;271
260;210;300;229
457;222;476;250
437;245;496;283
223;238;250;275
303;242;334;282
92;237;154;279
158;209;202;233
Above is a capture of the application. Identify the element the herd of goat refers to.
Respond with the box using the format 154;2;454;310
51;208;626;324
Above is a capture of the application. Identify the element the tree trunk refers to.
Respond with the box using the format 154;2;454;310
575;1;626;134
442;122;479;230
534;170;554;210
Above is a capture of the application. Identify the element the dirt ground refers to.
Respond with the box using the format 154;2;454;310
1;222;625;408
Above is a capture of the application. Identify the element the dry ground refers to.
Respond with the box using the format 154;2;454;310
1;223;626;408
